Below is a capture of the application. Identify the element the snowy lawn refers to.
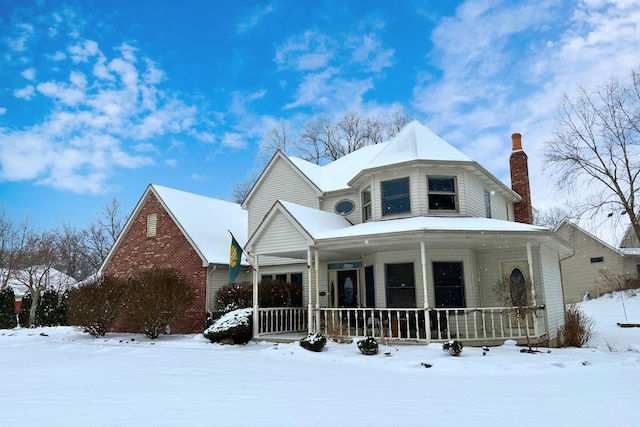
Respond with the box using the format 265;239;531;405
2;292;640;427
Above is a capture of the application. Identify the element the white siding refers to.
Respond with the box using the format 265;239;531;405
540;245;565;343
254;213;310;254
556;222;628;302
320;190;362;224
464;172;485;217
247;157;319;236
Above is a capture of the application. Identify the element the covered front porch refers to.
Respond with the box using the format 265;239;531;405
247;219;569;346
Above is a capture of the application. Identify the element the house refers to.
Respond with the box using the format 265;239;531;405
98;184;247;334
556;220;640;303
1;266;77;297
243;121;573;346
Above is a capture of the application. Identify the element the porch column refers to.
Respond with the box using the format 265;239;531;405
252;254;259;337
421;240;431;343
315;249;320;332
307;248;313;334
526;242;537;306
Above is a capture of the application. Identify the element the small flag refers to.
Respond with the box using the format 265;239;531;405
229;233;243;284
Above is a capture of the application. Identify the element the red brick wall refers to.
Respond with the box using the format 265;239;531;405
104;192;207;334
509;133;534;225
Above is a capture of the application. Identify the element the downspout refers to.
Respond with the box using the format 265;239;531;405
307;248;313;334
315;249;320;333
206;264;217;317
252;254;259;337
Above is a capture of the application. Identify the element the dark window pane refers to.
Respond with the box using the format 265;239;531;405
386;263;416;308
428;177;455;192
275;274;287;282
433;262;465;308
429;194;455;210
382;178;410;216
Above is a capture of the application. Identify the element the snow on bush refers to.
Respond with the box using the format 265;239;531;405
204;308;253;344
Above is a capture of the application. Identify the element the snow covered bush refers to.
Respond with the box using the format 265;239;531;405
204;308;253;344
299;333;327;352
357;336;379;355
214;282;252;314
67;276;125;337
559;304;596;347
443;340;463;356
119;269;195;339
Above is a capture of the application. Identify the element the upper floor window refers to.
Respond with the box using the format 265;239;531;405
146;213;157;238
335;199;355;216
428;177;456;211
381;177;410;216
361;187;372;222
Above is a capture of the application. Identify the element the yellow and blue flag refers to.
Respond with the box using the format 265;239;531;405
229;234;243;284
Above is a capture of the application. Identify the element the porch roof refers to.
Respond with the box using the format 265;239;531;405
262;201;574;261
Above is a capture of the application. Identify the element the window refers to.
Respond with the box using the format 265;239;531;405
509;268;528;306
261;274;273;282
146;213;157;238
290;273;303;307
381;178;410;216
335;200;355;216
428;177;456;211
590;257;604;263
361;187;372;222
275;274;287;282
433;262;465;307
385;263;416;307
484;190;492;218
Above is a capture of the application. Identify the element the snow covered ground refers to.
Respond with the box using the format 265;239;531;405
1;292;639;427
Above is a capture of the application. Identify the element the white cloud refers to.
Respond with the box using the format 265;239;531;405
275;30;335;71
21;68;36;80
13;85;35;100
221;132;246;149
68;39;100;63
0;108;6;115
7;23;34;51
236;3;275;34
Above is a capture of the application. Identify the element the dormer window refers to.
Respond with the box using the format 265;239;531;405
382;177;410;216
428;177;457;211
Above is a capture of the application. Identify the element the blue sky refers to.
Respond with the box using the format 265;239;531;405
1;0;639;234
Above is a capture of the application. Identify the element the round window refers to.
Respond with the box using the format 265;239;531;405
335;200;355;215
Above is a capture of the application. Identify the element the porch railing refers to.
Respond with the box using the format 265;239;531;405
257;306;546;345
258;307;308;334
316;306;546;343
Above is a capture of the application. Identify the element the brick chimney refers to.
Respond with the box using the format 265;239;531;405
509;133;533;224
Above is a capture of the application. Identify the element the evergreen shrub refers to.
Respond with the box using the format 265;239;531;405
357;336;379;355
204;308;253;344
0;287;17;329
300;333;327;352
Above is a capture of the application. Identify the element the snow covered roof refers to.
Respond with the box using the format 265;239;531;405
286;121;474;192
152;185;247;265
1;267;78;297
279;200;352;236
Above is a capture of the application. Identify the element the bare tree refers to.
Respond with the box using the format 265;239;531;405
53;223;92;280
231;171;260;204
86;198;125;272
545;69;640;243
533;206;573;229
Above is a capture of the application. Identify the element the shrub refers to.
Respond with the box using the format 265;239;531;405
357;336;379;355
67;276;125;337
559;304;596;347
36;290;67;326
259;280;303;307
120;269;196;339
300;333;327;352
443;340;463;356
0;287;17;329
215;282;252;314
204;308;253;344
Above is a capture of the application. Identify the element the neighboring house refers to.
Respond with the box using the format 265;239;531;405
1;266;77;297
556;220;640;303
243;121;573;346
99;184;247;334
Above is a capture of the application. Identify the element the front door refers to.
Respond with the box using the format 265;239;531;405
337;270;358;307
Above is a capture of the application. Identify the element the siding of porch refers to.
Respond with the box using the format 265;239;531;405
540;245;565;344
